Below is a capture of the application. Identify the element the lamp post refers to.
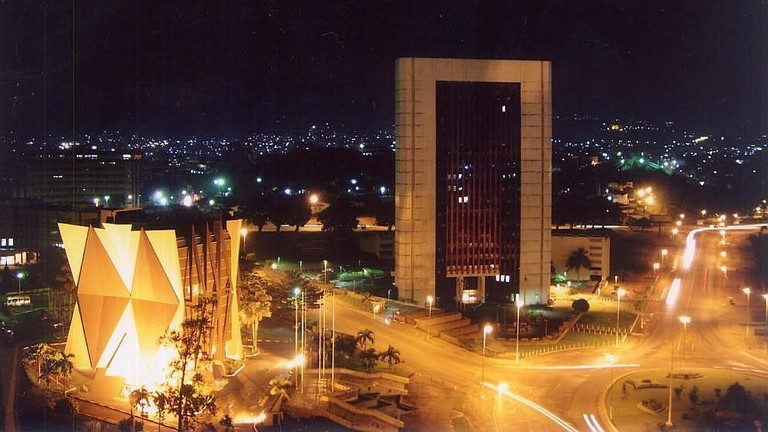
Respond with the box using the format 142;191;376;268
743;287;752;335
653;262;660;277
515;301;524;364
292;288;301;388
16;272;24;294
614;275;619;289
762;294;768;328
301;289;306;393
667;315;692;427
240;228;248;256
497;381;509;421
293;288;301;356
606;353;616;419
427;295;434;317
481;324;493;386
661;249;668;266
615;288;626;346
323;260;328;285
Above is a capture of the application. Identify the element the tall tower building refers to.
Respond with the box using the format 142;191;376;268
395;58;551;307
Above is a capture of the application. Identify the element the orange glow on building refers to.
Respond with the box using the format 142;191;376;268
60;220;243;398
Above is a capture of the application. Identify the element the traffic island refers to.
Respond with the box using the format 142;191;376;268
608;368;768;431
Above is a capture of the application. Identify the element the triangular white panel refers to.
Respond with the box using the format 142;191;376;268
78;227;130;298
58;223;89;285
145;229;184;304
102;303;141;383
78;293;130;369
64;302;92;369
98;224;139;291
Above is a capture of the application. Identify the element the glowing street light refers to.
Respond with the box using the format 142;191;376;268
743;287;752;335
481;324;493;386
653;262;660;276
240;228;248;256
323;260;328;285
427;295;434;317
615;288;627;346
606;353;616;419
497;381;509;414
762;294;768;328
661;249;668;265
667;316;692;428
515;301;524;364
293;288;301;357
16;272;25;294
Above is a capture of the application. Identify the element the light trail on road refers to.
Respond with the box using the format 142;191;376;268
583;413;605;432
683;224;764;270
483;382;579;432
665;277;682;307
515;363;639;370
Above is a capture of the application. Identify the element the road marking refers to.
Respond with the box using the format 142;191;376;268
483;382;578;432
509;363;640;371
583;413;605;432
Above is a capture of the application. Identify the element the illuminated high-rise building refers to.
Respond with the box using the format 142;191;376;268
395;58;551;306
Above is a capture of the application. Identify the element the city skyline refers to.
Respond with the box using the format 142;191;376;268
2;1;766;138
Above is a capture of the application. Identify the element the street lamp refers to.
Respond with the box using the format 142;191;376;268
614;275;619;289
240;228;248;256
497;381;509;417
615;288;626;346
667;315;692;428
743;287;752;335
653;262;660;276
292;287;301;388
293;288;301;356
481;324;493;386
16;272;24;294
762;294;768;328
606;353;616;419
427;295;434;317
661;249;668;265
323;260;328;285
515;301;524;364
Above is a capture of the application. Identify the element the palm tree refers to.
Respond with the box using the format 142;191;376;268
23;343;51;382
355;329;375;349
377;345;401;370
334;334;357;367
565;247;592;280
53;352;75;389
35;346;73;389
130;386;151;418
219;414;235;432
357;348;378;372
153;391;170;432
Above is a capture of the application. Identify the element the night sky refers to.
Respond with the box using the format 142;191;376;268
2;0;766;138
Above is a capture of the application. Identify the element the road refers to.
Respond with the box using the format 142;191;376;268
307;225;768;431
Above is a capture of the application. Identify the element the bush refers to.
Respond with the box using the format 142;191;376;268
572;298;590;313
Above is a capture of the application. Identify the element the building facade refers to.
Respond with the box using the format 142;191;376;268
21;153;141;207
61;219;243;398
395;58;552;307
551;231;611;282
